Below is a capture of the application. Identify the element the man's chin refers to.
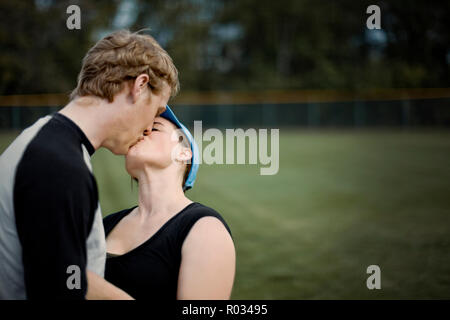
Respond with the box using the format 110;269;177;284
101;140;137;155
106;145;129;156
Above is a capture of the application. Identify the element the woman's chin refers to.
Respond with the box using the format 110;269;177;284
126;144;141;159
125;164;141;180
125;153;143;172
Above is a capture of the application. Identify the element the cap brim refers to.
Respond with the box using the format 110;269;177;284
160;105;199;190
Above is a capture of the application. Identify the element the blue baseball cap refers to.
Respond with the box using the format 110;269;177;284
160;105;199;191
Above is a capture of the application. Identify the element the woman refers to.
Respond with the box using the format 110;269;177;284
103;106;235;300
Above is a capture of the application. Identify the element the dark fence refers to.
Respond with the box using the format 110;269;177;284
1;98;449;131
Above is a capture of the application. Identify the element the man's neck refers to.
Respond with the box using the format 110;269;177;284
58;97;110;151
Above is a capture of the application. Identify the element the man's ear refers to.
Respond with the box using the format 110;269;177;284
131;74;150;103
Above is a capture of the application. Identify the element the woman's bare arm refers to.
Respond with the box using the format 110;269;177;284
86;270;134;300
177;217;236;300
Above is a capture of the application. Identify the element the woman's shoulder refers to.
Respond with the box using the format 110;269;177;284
178;202;232;239
186;202;225;219
103;206;137;234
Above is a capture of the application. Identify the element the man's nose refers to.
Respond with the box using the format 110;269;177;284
156;105;166;116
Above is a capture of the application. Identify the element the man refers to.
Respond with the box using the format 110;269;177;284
0;30;179;299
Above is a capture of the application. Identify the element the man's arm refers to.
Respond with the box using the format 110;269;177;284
14;151;97;299
86;271;134;300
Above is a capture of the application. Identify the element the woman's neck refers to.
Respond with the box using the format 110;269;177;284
135;168;192;221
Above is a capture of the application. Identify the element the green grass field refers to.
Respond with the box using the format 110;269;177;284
1;129;450;299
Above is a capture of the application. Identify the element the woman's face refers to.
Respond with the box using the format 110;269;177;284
125;116;189;177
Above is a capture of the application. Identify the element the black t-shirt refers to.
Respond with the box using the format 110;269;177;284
0;112;104;299
103;202;232;300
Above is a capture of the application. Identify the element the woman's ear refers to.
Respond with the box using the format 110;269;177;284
131;74;150;103
177;147;193;164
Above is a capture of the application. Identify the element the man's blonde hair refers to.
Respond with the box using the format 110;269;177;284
70;30;179;102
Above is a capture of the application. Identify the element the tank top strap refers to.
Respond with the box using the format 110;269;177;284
103;206;137;236
170;202;233;247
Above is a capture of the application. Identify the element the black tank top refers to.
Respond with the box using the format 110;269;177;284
103;202;232;300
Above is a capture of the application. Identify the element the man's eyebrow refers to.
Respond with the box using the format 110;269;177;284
153;121;164;127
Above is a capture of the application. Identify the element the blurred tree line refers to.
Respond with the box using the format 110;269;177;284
0;0;449;95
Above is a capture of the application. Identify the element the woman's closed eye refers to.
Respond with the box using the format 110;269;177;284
150;121;164;133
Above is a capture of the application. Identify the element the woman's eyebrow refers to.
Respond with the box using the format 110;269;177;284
153;121;164;127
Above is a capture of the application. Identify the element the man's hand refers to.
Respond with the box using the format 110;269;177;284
86;270;134;300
